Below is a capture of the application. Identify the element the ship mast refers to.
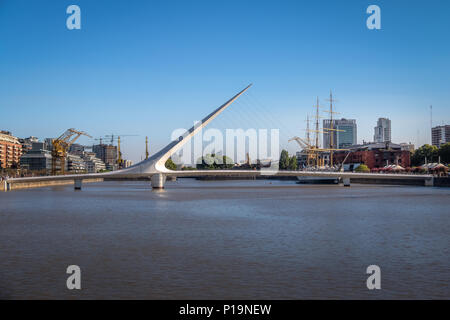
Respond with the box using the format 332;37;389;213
324;91;342;166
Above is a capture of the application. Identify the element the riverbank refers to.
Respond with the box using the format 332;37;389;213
2;178;103;191
194;175;450;187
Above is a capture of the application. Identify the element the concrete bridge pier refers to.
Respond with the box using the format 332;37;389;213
424;177;434;187
342;177;351;187
151;173;166;189
2;180;11;192
74;179;82;190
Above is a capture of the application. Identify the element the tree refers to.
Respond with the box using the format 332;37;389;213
181;166;197;171
411;144;438;166
438;143;450;164
196;154;234;170
279;149;290;170
222;156;234;169
165;158;177;170
355;164;370;173
289;155;298;170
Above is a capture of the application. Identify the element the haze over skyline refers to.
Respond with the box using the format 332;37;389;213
1;0;449;163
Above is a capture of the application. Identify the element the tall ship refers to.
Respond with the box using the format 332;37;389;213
289;92;349;184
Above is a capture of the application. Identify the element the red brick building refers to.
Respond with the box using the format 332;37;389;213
334;142;411;169
0;131;23;169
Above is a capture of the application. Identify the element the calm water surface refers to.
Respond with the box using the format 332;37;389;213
0;179;449;299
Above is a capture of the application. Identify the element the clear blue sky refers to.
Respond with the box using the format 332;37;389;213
1;0;449;162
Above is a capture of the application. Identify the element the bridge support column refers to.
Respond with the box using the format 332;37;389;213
2;181;11;192
74;179;82;190
151;174;166;189
342;178;351;187
424;177;434;187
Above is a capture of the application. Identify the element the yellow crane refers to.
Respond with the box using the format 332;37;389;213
288;136;323;167
51;128;92;175
103;134;138;168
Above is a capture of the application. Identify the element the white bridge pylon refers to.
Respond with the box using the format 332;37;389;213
112;84;253;178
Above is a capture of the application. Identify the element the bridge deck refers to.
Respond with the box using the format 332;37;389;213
5;170;433;182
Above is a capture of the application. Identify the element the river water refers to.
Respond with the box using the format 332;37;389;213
0;179;449;299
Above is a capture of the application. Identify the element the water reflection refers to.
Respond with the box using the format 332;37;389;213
0;179;449;299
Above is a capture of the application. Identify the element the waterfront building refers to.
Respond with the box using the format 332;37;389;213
295;151;308;168
20;141;52;173
123;159;133;168
19;136;39;154
373;118;391;143
323;118;357;149
0;131;23;169
333;142;410;170
67;154;86;173
93;144;117;170
82;152;106;173
44;138;53;152
431;125;450;147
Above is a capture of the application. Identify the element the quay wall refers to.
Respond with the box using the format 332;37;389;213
434;177;450;187
3;178;103;191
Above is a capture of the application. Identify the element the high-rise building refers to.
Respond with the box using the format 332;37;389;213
82;152;106;173
69;143;85;156
93;144;118;170
323;119;357;149
67;154;86;173
19;136;39;154
0;131;23;169
431;125;450;147
373;118;391;143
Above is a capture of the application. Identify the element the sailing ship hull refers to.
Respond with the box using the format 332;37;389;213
296;176;339;184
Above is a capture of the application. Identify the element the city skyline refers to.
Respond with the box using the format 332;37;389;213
1;0;449;163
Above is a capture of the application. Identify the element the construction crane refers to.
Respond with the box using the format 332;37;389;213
288;136;311;149
289;136;320;167
51;128;92;175
103;134;138;168
104;134;138;145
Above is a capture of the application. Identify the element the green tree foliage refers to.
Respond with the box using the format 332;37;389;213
438;143;450;164
181;166;197;170
355;164;370;173
411;144;438;166
196;154;234;170
289;155;298;170
165;158;177;170
279;149;290;170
